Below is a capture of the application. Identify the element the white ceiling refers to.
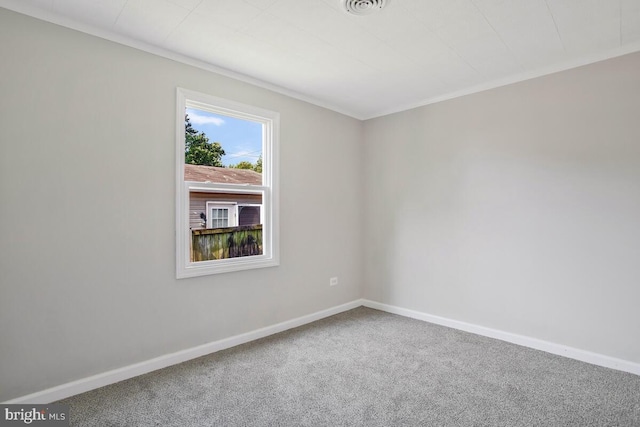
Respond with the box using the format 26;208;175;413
3;0;640;119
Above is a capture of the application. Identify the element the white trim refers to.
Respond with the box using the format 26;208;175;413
176;88;280;278
362;299;640;376
0;0;360;120
6;298;639;403
187;183;268;193
3;0;640;120
363;40;640;119
3;300;365;404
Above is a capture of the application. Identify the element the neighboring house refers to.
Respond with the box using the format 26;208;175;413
185;164;263;230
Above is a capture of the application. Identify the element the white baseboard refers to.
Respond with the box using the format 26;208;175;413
4;299;365;404
362;299;640;376
7;298;637;403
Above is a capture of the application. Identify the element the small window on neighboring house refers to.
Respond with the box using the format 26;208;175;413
206;203;235;229
238;205;261;226
176;88;279;278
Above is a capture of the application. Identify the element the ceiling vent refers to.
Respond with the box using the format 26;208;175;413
342;0;388;16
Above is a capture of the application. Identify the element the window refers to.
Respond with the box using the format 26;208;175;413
206;203;235;229
176;88;279;278
238;204;262;226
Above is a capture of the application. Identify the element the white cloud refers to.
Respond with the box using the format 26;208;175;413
225;149;261;160
188;112;225;126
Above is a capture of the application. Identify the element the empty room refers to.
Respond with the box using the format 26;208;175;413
1;0;639;425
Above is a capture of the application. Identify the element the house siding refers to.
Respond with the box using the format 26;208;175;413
189;192;262;229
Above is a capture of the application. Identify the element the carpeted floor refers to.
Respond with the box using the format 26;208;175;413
58;307;640;426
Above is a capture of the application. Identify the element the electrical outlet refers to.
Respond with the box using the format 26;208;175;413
329;277;339;286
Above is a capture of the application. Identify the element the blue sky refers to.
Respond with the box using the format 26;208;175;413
186;107;262;167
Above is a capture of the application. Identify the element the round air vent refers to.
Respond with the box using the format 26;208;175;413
342;0;388;16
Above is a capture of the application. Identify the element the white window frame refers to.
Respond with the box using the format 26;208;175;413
176;88;279;278
205;202;238;229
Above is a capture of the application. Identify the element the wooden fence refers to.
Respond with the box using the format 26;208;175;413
191;225;262;262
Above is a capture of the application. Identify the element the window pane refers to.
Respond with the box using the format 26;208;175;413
184;107;263;185
188;190;264;262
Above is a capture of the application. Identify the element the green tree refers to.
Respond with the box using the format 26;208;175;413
253;155;262;173
230;161;255;170
185;114;225;167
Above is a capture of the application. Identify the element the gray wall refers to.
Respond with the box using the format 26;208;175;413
0;8;364;401
2;5;640;404
364;52;640;364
